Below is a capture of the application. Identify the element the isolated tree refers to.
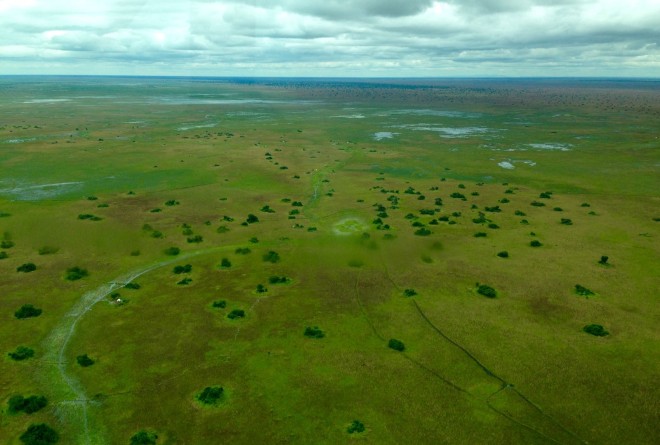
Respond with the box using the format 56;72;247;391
15;304;42;319
477;284;497;298
263;251;280;263
227;309;245;319
17;263;37;273
304;326;325;338
8;346;35;361
583;324;609;337
388;338;405;351
598;255;609;265
130;430;158;445
347;420;366;434
19;423;59;445
76;354;95;367
163;247;180;256
65;266;88;281
197;386;224;405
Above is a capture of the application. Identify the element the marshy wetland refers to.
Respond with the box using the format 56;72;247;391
1;76;658;444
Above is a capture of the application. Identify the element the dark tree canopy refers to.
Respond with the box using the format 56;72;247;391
15;304;42;319
197;386;224;405
19;423;59;445
388;338;405;351
130;430;158;445
8;346;35;361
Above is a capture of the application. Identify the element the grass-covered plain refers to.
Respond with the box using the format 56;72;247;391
1;77;658;444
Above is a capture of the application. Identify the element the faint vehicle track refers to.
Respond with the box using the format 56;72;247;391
39;247;224;445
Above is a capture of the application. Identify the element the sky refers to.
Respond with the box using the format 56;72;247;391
1;0;659;77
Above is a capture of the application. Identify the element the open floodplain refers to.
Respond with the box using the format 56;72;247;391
0;76;658;445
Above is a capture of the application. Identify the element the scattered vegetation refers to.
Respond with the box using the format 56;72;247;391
38;246;59;255
477;284;497;298
304;326;325;338
347;420;366;434
263;250;280;263
197;386;224;405
8;395;48;414
65;266;88;281
212;300;226;309
130;430;158;445
575;284;595;297
8;346;35;361
403;288;417;297
19;423;59;445
227;309;245;319
15;304;42;319
173;264;192;274
17;263;37;273
388;338;405;351
583;324;609;337
163;246;180;256
76;354;95;367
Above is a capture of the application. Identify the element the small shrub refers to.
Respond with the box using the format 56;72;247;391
347;420;366;434
484;206;501;213
38;246;59;255
560;218;573;225
76;354;95;367
388;338;405;351
268;275;288;284
263;251;280;263
580;202;590;207
582;324;609;337
212;300;226;309
17;263;37;273
530;201;545;207
0;251;7;259
235;247;251;255
403;288;417;297
553;207;563;212
227;309;245;319
575;284;595;297
177;278;192;285
197;386;224;405
255;284;268;293
304;326;325;338
477;284;497;298
65;266;88;280
1;240;15;249
8;346;35;361
124;282;141;290
530;240;543;247
487;223;499;229
9;395;48;414
414;228;431;236
19;423;59;445
514;210;526;216
450;192;466;200
260;205;275;213
219;258;231;268
187;235;203;243
163;247;180;256
15;305;42;319
291;201;303;207
497;251;509;258
539;192;552;199
164;200;179;206
173;264;192;274
246;214;259;224
598;255;609;265
474;232;487;238
216;225;230;233
130;430;158;445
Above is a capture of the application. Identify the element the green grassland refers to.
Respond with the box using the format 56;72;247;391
0;77;658;444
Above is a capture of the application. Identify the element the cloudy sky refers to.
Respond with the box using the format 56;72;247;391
1;0;659;77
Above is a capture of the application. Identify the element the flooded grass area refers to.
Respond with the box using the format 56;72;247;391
0;76;658;445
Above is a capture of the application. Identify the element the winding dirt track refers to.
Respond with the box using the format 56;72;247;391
40;248;223;445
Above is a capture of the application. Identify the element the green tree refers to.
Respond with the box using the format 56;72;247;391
15;305;42;319
130;430;158;445
477;284;497;298
197;386;224;405
19;423;59;445
304;326;325;338
388;338;405;351
65;266;88;281
227;309;245;319
17;263;37;273
583;324;609;337
263;251;280;263
76;354;95;367
347;420;366;434
8;346;35;361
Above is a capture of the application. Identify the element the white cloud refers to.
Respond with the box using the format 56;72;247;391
0;0;658;76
